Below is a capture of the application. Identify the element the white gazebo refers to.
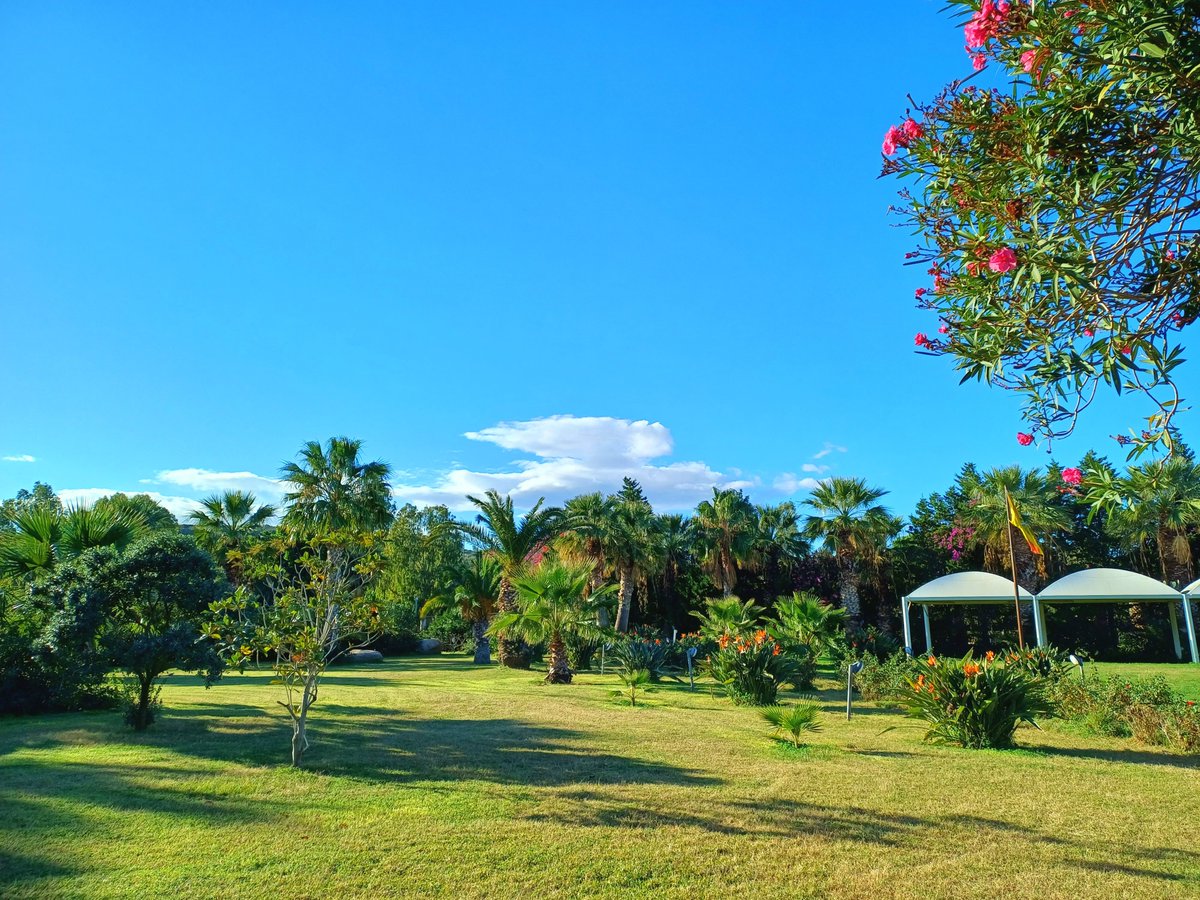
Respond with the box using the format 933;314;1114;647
1036;567;1198;662
902;571;1035;654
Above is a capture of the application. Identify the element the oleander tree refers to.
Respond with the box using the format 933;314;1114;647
884;0;1200;458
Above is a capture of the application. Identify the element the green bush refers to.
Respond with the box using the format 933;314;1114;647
1000;645;1074;683
424;608;472;652
905;652;1052;749
704;631;801;706
372;602;420;655
852;651;917;702
829;625;900;668
611;637;677;681
565;632;603;671
1050;673;1199;751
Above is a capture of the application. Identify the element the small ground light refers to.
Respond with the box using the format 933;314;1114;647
847;660;865;720
686;646;698;690
1068;653;1085;680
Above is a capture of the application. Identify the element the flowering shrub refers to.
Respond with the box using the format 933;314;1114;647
1052;673;1200;751
829;625;900;668
704;630;801;706
853;651;918;703
884;0;1200;454
999;645;1074;683
905;652;1052;749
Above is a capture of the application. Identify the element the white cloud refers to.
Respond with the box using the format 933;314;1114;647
58;488;204;521
772;473;823;494
394;415;802;511
3;454;36;463
147;468;285;501
812;442;847;460
801;463;830;474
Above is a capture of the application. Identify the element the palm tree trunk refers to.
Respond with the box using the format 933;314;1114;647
837;555;861;629
495;578;530;669
545;630;572;683
616;563;635;632
472;617;491;665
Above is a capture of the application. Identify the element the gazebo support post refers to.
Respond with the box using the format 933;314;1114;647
1182;598;1200;664
923;605;933;654
901;597;913;655
1032;597;1046;648
1168;603;1184;661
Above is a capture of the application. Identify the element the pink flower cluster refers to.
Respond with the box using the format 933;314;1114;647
1061;467;1083;486
1016;432;1034;446
988;247;1018;273
882;118;924;156
914;332;934;349
964;0;1011;49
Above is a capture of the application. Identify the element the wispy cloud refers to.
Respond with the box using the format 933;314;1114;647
2;454;36;463
146;468;285;501
394;415;802;511
772;473;823;494
801;463;830;474
812;442;847;460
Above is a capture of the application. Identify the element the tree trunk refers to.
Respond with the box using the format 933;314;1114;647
616;563;635;632
838;555;861;628
472;617;491;665
495;577;530;669
545;631;572;683
133;674;153;731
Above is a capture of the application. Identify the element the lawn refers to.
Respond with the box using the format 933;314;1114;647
2;657;1199;899
1091;661;1200;698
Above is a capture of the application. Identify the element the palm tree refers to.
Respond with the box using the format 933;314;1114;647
768;591;847;657
958;466;1069;590
492;560;614;683
421;553;501;664
608;481;658;632
0;503;147;578
189;490;275;580
694;595;765;638
1085;455;1200;587
653;513;692;626
458;490;563;669
281;437;393;535
692;488;757;596
802;477;891;627
753;502;809;593
557;492;616;598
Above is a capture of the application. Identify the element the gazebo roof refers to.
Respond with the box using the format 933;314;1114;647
1038;567;1180;603
1183;577;1200;596
907;571;1033;605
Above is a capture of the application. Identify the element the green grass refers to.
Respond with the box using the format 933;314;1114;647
3;657;1200;899
1090;661;1200;698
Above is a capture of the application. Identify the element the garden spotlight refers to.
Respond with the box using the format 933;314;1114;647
1068;653;1085;680
847;660;865;720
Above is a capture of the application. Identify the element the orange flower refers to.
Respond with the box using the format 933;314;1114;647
771;644;781;656
963;662;981;678
754;629;768;646
927;655;938;667
985;650;995;663
717;634;731;649
915;674;926;688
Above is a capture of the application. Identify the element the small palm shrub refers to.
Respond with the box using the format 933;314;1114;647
611;638;676;681
768;592;845;689
705;631;801;706
905;652;1052;749
613;668;653;707
853;651;917;702
565;632;603;671
761;699;822;748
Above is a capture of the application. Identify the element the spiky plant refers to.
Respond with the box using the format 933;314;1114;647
613;667;653;707
761;700;823;748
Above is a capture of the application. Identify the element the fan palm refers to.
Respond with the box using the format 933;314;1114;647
753;502;809;591
0;503;147;578
768;591;847;657
421;553;502;664
281;437;393;535
802;477;891;627
557;492;616;599
692;488;757;596
957;466;1069;590
491;560;615;683
607;487;659;632
189;491;275;580
694;595;765;638
458;490;563;668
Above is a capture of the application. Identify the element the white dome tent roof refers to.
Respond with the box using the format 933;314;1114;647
906;571;1034;605
1038;567;1181;603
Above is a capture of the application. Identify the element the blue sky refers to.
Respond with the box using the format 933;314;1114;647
1;1;1190;520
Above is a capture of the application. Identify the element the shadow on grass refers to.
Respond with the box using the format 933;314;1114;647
1027;743;1200;771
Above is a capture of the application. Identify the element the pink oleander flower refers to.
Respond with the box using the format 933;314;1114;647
915;287;927;298
902;118;924;141
914;332;932;348
1166;249;1176;260
1017;432;1034;446
882;125;904;156
988;247;1018;273
938;324;949;334
972;53;987;71
1062;467;1083;486
966;261;980;277
1083;327;1094;337
1021;49;1038;72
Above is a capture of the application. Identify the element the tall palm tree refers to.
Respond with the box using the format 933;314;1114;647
458;490;563;668
557;492;616;597
188;490;276;581
421;552;502;664
752;502;809;592
653;513;692;626
958;466;1069;590
1085;455;1200;587
692;488;757;596
607;480;659;632
0;503;147;578
281;437;393;535
492;560;614;683
802;477;891;627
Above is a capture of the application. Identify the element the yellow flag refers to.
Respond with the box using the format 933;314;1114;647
1006;491;1043;557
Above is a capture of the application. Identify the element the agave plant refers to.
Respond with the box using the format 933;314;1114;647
761;700;823;748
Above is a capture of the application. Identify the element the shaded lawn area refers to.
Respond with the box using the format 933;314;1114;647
2;658;1199;899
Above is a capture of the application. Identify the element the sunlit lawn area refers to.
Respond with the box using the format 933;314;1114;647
3;656;1199;899
1091;661;1200;699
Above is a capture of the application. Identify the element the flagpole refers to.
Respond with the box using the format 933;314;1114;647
1005;489;1026;649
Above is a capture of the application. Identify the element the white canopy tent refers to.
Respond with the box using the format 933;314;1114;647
902;571;1034;654
1036;567;1198;662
